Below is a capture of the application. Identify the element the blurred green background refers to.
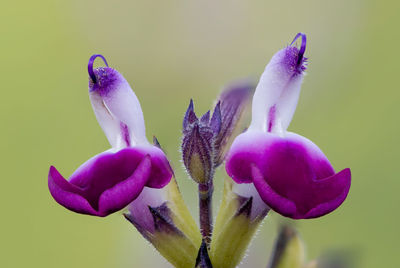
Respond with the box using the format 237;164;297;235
1;0;398;267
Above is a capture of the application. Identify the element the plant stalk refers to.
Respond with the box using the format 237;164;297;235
198;181;214;247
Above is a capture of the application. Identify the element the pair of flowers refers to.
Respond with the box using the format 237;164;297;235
48;33;351;220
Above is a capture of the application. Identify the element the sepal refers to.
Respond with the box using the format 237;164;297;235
267;226;305;268
210;179;269;268
181;101;218;184
125;178;201;268
125;203;198;268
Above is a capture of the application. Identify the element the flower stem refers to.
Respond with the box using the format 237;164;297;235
199;181;213;247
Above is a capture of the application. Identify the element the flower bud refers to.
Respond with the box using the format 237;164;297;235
181;100;221;184
181;80;253;184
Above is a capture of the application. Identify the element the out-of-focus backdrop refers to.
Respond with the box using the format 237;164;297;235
1;0;398;267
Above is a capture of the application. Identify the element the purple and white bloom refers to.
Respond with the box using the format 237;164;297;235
226;33;351;219
48;55;173;217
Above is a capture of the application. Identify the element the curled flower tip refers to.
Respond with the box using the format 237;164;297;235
290;32;307;67
88;54;109;83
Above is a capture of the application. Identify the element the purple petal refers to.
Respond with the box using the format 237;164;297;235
48;146;172;216
143;145;174;188
251;165;297;217
48;166;100;216
226;131;351;219
98;155;152;216
304;168;351;219
226;131;267;183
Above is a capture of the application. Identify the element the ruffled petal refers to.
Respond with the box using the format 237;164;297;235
48;166;100;216
48;146;172;217
226;130;351;219
304;168;351;219
251;165;297;217
137;145;173;188
98;155;152;216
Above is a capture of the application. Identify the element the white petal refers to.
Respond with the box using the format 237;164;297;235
249;46;305;134
89;67;149;148
101;75;148;146
89;91;122;148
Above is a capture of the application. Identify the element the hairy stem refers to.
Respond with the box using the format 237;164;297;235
199;181;214;247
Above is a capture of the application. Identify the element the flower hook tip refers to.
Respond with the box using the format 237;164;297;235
88;54;109;83
290;33;307;67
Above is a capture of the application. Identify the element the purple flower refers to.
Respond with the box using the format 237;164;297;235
48;55;173;217
225;33;351;219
